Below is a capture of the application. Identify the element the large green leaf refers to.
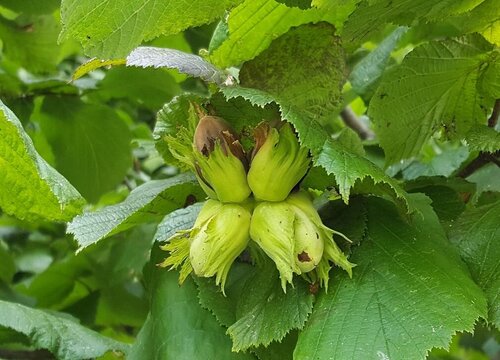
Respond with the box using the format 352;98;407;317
0;0;60;14
341;0;485;48
0;100;84;222
294;195;487;359
449;200;500;328
60;0;243;58
369;34;496;165
0;15;64;73
35;97;132;202
67;173;204;249
239;23;346;125
0;300;129;360
209;0;355;68
129;250;255;360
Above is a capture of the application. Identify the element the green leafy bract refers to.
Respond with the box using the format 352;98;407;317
0;100;84;222
449;200;500;328
294;195;487;359
60;0;243;58
67;173;204;249
0;300;129;360
369;34;496;165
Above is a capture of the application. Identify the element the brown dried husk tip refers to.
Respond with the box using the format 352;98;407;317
194;115;248;169
250;120;285;159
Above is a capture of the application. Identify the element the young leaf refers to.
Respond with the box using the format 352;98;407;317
72;58;126;81
349;26;408;99
369;34;496;165
465;125;500;153
153;94;206;168
239;23;346;124
0;100;84;222
127;47;229;85
227;262;314;352
67;173;204;249
0;300;129;360
60;0;243;58
129;250;255;360
35;97;132;203
449;200;500;328
209;0;353;68
294;195;487;359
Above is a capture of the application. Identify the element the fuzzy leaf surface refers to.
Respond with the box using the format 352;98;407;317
0;101;84;222
60;0;243;58
294;195;487;360
0;300;129;360
127;47;228;85
369;35;495;164
209;0;355;68
67;173;204;249
239;23;346;125
449;200;500;328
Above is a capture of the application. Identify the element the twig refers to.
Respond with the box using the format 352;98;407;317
340;107;375;140
488;99;500;128
0;349;54;359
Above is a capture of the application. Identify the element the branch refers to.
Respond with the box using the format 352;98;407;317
488;98;500;128
0;349;54;359
340;107;375;140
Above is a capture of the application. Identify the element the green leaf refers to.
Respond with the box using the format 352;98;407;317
72;58;126;81
97;66;181;110
209;0;354;68
35;97;132;202
349;26;407;99
227;262;314;352
0;15;63;73
239;23;346;124
0;100;84;222
316;138;410;211
0;0;60;14
465;125;500;153
294;195;487;360
449;200;500;328
341;0;482;48
369;34;495;165
127;47;229;85
275;0;312;9
0;244;15;283
60;0;243;58
154;203;203;242
129;250;255;360
67;173;204;249
0;299;129;360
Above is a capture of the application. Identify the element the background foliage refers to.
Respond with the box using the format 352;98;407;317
0;0;499;359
